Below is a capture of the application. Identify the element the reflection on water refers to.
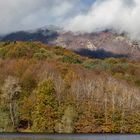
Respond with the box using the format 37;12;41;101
0;134;140;140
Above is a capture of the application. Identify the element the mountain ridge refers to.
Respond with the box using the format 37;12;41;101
0;26;140;60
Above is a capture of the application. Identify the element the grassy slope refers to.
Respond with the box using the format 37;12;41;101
0;41;140;86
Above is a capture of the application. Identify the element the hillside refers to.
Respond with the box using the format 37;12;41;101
0;41;140;133
1;27;140;60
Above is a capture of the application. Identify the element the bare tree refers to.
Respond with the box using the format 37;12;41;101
2;76;21;130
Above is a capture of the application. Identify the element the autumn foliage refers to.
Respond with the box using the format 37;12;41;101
0;41;140;133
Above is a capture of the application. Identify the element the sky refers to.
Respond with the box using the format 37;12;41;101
1;0;140;39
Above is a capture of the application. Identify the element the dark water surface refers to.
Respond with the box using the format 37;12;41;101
0;134;139;140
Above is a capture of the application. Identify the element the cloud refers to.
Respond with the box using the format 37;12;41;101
0;0;83;34
1;0;140;40
65;0;140;40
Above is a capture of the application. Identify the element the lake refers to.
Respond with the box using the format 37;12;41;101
0;134;139;140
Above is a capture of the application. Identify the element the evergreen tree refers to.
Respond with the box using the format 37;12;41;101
32;79;58;132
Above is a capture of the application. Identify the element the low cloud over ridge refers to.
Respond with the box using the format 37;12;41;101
1;0;140;40
0;0;83;34
65;0;140;40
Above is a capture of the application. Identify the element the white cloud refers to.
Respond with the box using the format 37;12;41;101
0;0;80;34
65;0;140;40
1;0;140;40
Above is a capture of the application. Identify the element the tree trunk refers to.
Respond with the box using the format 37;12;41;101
9;102;15;129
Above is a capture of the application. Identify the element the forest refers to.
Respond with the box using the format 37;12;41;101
0;41;140;133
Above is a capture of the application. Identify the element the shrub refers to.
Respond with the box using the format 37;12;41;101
62;55;82;64
135;80;140;86
105;58;119;64
33;48;52;60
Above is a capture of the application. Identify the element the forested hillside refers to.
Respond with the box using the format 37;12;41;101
0;41;140;133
